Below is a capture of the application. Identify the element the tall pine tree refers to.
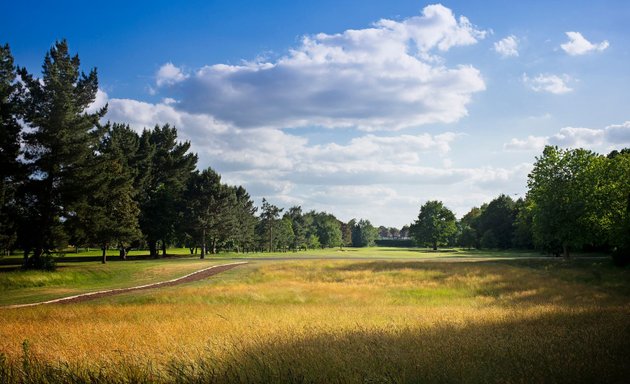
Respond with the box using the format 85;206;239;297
0;44;24;255
19;40;106;266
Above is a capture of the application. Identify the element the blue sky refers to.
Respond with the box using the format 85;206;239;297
3;1;630;227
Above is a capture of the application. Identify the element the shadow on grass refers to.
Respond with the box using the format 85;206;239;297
4;308;627;383
178;308;629;384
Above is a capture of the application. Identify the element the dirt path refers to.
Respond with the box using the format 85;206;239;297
3;261;248;309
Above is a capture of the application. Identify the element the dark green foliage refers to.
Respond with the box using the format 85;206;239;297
18;40;106;266
411;201;457;250
373;239;415;247
0;44;24;254
259;198;283;252
476;194;516;249
351;219;377;247
528;146;601;257
138;125;197;257
284;206;306;251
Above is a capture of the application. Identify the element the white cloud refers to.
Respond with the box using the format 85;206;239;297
494;35;519;57
155;4;486;131
560;31;609;56
548;127;603;147
504;121;630;153
503;136;548;151
522;73;573;94
85;88;109;113
156;63;188;87
104;97;529;226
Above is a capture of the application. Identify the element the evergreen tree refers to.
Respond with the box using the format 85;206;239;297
138;124;197;257
352;219;377;247
19;40;106;267
231;186;258;253
0;44;24;254
260;198;283;252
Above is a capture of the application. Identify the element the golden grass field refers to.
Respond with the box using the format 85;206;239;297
1;255;629;383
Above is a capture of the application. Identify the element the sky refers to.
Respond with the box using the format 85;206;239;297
2;1;630;227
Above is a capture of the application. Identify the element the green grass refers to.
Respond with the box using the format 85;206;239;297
0;258;225;305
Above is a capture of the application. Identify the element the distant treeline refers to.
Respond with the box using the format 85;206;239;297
1;41;628;268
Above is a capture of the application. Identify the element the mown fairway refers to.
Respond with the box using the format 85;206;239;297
1;251;629;383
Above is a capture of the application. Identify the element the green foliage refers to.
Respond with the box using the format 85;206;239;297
411;200;457;250
0;44;23;254
528;146;608;257
18;40;106;266
351;219;377;247
138;125;197;257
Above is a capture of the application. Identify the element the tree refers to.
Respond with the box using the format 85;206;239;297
284;206;306;251
476;194;516;249
389;227;400;239
0;44;24;254
316;215;342;248
341;219;356;247
260;198;283;252
378;226;389;239
527;146;600;258
138;124;197;258
352;219;378;247
231;186;258;253
603;150;630;265
411;200;457;250
19;40;106;267
181;168;222;258
512;198;534;249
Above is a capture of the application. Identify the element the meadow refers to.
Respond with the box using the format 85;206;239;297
0;249;629;383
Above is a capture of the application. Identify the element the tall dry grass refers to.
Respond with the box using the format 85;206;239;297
1;259;628;383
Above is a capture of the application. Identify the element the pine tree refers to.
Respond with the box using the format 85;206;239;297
19;40;106;266
139;124;197;257
0;44;24;254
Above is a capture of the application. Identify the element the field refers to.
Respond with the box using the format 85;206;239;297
1;248;629;383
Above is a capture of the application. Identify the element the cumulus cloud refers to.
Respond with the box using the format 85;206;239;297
85;88;109;113
103;96;530;225
504;122;630;153
503;136;548;151
156;63;188;87
494;35;519;57
154;4;486;131
560;32;609;55
522;73;573;94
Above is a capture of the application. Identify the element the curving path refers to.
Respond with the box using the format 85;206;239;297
3;261;248;309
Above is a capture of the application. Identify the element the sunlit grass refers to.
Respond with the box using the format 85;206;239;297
0;259;628;382
0;259;225;305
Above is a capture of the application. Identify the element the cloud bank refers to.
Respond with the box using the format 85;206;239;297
154;4;487;131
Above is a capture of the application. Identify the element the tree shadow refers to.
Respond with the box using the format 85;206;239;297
184;308;630;383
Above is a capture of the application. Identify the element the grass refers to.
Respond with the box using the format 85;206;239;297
0;255;628;383
0;258;226;305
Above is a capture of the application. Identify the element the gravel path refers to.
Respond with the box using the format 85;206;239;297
3;261;248;309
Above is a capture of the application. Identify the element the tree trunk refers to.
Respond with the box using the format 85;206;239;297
562;243;570;258
433;241;437;251
200;229;206;259
161;241;167;257
22;248;31;268
212;238;217;254
101;244;107;264
149;240;158;258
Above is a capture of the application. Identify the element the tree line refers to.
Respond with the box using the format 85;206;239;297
2;41;628;268
409;146;630;265
0;41;384;268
